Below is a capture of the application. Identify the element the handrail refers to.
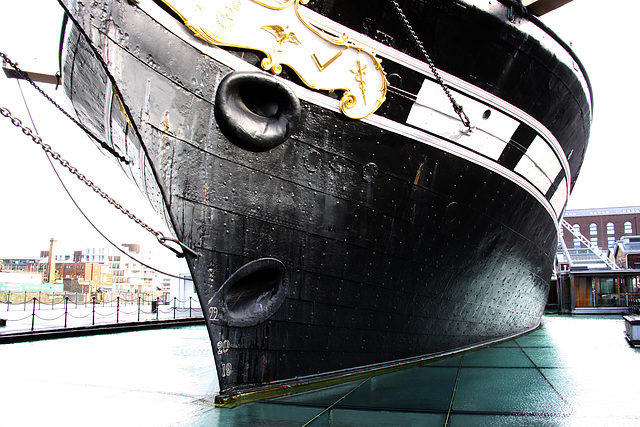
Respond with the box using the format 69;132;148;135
0;292;203;333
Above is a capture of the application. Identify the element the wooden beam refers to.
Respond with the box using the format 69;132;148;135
3;67;59;85
523;0;573;16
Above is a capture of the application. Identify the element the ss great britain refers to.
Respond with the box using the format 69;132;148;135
55;0;591;405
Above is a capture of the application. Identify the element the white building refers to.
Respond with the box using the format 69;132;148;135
31;241;191;298
79;243;165;293
170;273;198;308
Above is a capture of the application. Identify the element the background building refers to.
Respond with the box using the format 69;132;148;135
78;243;165;293
561;206;640;250
2;240;180;295
612;236;640;270
57;262;112;292
0;257;47;274
552;206;640;314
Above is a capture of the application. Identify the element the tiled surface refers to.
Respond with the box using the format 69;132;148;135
2;316;640;426
198;316;640;426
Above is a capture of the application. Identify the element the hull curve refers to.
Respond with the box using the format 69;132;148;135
58;0;591;404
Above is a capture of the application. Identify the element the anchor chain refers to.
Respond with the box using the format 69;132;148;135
387;0;472;130
1;51;130;164
0;106;199;259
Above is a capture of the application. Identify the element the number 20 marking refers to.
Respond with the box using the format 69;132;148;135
217;339;231;355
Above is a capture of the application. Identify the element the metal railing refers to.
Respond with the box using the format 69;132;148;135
0;292;203;333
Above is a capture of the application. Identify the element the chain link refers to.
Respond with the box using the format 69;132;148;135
0;106;199;258
387;0;472;130
1;51;131;164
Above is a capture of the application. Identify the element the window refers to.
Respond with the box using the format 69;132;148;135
625;221;633;234
573;224;581;248
597;277;619;307
607;222;615;235
590;223;597;235
608;236;616;247
590;237;598;247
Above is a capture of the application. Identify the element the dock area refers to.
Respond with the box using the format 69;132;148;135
1;315;639;426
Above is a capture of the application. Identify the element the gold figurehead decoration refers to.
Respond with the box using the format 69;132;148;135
159;0;388;119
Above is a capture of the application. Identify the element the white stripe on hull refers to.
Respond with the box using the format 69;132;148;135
134;0;572;226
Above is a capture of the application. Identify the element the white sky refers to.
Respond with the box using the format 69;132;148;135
0;1;180;262
0;0;639;258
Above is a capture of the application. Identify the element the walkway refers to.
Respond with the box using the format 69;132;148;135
0;297;203;341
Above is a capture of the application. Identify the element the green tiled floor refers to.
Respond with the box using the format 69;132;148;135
2;316;640;426
191;316;640;426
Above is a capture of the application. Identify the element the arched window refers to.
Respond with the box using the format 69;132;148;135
590;223;597;235
607;222;615;235
625;221;633;234
573;224;581;248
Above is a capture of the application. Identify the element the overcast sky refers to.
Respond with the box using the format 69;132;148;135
1;0;638;257
0;0;178;260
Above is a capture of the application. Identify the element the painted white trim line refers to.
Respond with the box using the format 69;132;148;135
282;80;561;225
137;0;563;225
297;4;572;202
406;79;568;216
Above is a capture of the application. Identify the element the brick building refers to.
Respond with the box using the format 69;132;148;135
612;236;640;269
561;206;640;250
56;262;113;292
550;206;640;314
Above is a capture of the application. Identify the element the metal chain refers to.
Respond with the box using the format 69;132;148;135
0;51;130;164
387;0;472;130
0;106;199;258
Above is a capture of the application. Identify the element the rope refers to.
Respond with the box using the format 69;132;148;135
1;303;205;332
1;51;130;164
174;307;202;313
0;105;197;279
4;314;33;322
1;51;200;261
93;310;118;317
15;79;40;135
66;311;94;319
34;313;67;321
116;309;141;316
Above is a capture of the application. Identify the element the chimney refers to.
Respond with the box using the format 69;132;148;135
47;238;57;284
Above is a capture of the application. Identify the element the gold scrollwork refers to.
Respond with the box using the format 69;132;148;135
311;50;343;72
351;60;368;105
339;92;357;111
260;56;283;74
159;0;387;119
262;25;301;51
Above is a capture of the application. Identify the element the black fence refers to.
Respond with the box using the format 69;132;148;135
0;292;203;332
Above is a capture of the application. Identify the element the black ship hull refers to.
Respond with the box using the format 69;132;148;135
58;0;591;404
